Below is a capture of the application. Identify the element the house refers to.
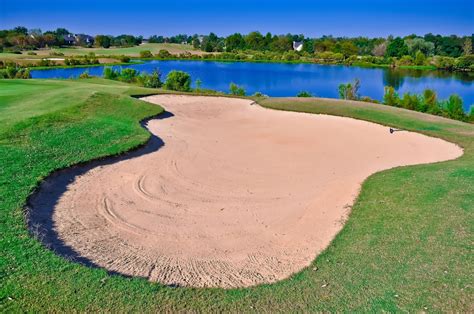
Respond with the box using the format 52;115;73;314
63;34;76;45
75;34;94;45
293;41;304;52
141;39;149;45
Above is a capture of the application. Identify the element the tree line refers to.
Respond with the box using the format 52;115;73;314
0;26;143;51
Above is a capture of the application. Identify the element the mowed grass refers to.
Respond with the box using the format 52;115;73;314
1;81;473;311
0;43;201;60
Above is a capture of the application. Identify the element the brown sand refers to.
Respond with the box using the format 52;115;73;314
29;95;463;288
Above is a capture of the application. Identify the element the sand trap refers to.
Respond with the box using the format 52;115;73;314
29;95;463;288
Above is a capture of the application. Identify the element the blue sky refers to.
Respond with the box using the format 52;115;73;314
1;0;472;37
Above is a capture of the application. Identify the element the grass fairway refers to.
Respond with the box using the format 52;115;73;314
1;80;473;311
0;43;201;60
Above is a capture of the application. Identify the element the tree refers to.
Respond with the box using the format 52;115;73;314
245;31;265;50
414;50;426;65
372;42;387;57
314;38;335;53
463;37;472;55
405;37;435;56
95;35;111;48
386;37;409;57
270;35;292;52
338;41;358;57
225;33;245;52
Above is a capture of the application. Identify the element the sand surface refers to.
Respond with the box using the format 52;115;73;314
29;95;463;288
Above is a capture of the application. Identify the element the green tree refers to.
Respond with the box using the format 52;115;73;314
463;37;472;55
164;71;191;91
386;37;409;57
94;35;111;48
225;33;245;52
414;50;426;65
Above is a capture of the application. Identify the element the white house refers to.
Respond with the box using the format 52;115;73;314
293;41;304;52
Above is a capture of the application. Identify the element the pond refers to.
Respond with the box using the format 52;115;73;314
31;60;474;112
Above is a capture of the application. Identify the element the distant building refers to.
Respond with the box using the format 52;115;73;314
75;34;94;45
63;34;76;45
293;41;304;52
141;39;149;45
63;34;94;46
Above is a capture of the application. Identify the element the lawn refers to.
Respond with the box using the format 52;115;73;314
1;79;473;311
0;43;201;60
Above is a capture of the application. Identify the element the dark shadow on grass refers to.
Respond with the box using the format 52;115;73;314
26;110;174;279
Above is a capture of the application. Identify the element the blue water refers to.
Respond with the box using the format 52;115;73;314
31;60;474;112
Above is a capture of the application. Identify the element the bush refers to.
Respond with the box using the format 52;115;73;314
118;68;139;82
49;51;64;57
139;50;153;58
252;91;267;98
103;67;120;80
383;86;400;107
297;91;313;97
443;94;467;121
164;70;191;91
79;71;91;79
156;49;172;59
455;54;474;70
141;69;162;88
414;50;426;66
0;66;31;79
229;82;246;96
118;55;131;63
27;52;37;55
338;79;360;100
397;55;414;66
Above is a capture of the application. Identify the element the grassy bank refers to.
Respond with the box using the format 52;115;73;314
1;79;472;311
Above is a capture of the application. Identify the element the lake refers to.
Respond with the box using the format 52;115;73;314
31;60;474;112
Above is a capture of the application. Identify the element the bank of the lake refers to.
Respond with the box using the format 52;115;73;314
30;60;474;111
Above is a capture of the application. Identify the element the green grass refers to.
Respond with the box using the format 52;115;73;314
0;43;198;60
1;80;473;311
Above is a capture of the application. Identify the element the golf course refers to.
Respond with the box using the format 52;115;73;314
1;78;472;311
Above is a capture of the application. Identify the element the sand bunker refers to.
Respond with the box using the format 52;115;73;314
29;95;462;288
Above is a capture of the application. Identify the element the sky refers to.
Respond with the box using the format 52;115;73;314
1;0;473;38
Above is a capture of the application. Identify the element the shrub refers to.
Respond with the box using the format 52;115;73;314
103;67;119;80
141;69;162;88
164;70;191;91
359;96;379;103
0;66;31;79
27;51;37;55
195;79;202;91
229;82;246;96
383;86;400;107
79;71;91;79
156;49;172;59
443;94;467;121
297;91;313;97
414;50;426;66
118;55;131;63
49;51;64;57
118;68;139;82
338;78;360;100
397;55;414;66
252;91;267;98
139;50;153;58
455;54;474;70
